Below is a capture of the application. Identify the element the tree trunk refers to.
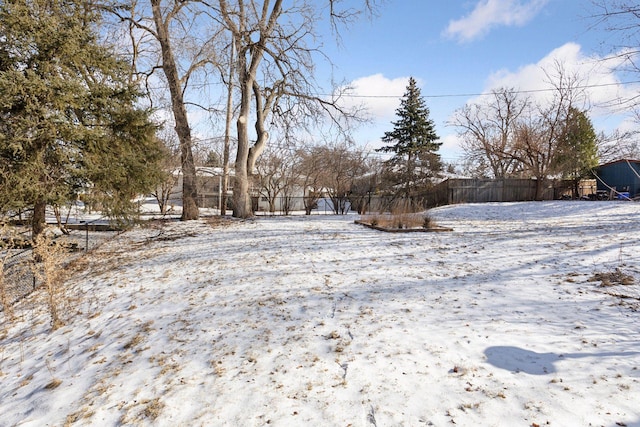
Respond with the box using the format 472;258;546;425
221;36;234;216
223;0;282;219
32;197;46;237
232;157;252;217
247;81;268;173
233;63;254;217
150;0;198;221
221;145;230;215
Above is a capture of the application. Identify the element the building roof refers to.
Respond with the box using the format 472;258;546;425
172;166;235;177
596;159;640;169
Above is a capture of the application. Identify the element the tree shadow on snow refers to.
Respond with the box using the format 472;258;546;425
484;345;640;375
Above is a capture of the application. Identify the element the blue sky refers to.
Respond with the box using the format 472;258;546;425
314;0;639;163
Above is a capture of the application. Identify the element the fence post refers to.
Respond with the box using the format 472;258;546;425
83;221;89;252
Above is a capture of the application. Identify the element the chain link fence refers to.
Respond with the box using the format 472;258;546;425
194;195;349;216
1;221;119;313
251;196;354;216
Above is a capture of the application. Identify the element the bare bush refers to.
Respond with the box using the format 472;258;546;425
32;230;68;330
360;199;437;230
390;199;424;229
1;222;17;320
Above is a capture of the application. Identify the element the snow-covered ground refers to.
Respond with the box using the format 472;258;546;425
1;201;639;427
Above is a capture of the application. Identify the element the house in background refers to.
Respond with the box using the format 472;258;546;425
169;167;236;210
255;185;308;212
593;159;640;199
169;167;314;213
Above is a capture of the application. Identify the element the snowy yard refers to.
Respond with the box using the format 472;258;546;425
1;201;639;426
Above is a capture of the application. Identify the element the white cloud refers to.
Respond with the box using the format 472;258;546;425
438;43;640;160
444;0;549;43
445;42;640;161
483;43;587;99
341;75;469;158
340;74;412;121
439;133;466;161
480;42;634;117
336;74;430;150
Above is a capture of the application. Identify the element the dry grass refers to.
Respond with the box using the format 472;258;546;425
119;397;165;424
32;230;70;330
360;199;436;230
123;333;145;351
0;256;12;321
141;398;164;420
0;222;18;321
590;268;635;287
206;216;234;229
44;378;63;390
589;267;639;311
44;359;62;390
64;407;95;426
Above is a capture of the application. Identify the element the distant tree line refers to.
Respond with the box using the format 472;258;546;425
451;64;600;200
253;77;444;215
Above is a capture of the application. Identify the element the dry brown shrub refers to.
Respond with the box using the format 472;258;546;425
0;224;14;320
206;216;234;228
43;359;62;390
590;268;635;287
141;398;164;420
360;199;435;230
32;230;69;330
44;378;63;390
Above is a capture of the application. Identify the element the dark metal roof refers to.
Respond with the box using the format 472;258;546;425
596;159;640;169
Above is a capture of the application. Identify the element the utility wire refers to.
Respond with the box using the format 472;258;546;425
146;80;640;100
327;80;640;99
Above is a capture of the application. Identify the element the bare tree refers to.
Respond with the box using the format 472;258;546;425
151;130;181;214
599;129;640;162
255;145;300;214
297;146;325;215
221;38;236;216
451;88;529;178
348;158;382;214
591;1;640;79
107;0;374;219
590;0;640;155
216;0;283;217
311;143;368;214
453;63;591;198
150;0;198;219
216;0;374;218
511;64;588;199
103;0;224;220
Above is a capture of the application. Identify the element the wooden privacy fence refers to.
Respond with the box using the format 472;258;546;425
365;178;577;213
428;178;574;206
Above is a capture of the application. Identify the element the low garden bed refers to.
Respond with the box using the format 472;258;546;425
355;211;453;233
354;219;453;232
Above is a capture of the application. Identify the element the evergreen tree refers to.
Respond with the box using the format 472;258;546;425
0;0;165;235
553;107;599;197
377;77;441;196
